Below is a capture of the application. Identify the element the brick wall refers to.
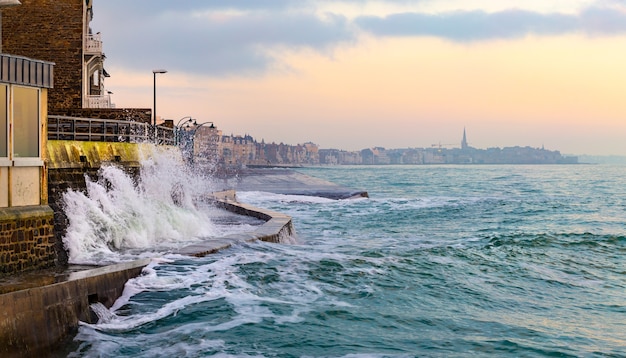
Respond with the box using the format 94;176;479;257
0;206;56;274
2;0;85;111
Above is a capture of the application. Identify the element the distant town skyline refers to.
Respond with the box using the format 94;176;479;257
93;1;626;156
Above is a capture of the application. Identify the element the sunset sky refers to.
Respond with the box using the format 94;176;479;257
92;0;626;155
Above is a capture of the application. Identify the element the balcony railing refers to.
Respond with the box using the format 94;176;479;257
48;115;175;145
84;33;103;54
84;94;115;109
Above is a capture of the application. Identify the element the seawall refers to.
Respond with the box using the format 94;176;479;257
46;140;172;265
0;191;296;357
2;141;298;356
0;259;150;357
178;190;295;257
0;141;170;356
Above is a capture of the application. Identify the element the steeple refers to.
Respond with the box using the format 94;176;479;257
461;127;468;150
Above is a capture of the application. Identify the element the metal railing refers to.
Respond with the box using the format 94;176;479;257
48;115;175;145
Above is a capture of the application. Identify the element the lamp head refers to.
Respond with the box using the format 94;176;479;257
153;69;167;74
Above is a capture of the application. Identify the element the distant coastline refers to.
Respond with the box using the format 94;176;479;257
206;128;580;167
318;145;578;165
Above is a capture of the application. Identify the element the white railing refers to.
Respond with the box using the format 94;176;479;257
85;94;115;109
85;33;103;54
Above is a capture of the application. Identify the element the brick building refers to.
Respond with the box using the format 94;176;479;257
1;0;150;122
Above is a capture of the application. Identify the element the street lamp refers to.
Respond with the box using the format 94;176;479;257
175;116;196;146
176;116;195;127
152;69;167;128
191;121;215;135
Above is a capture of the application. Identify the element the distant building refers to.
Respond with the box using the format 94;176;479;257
461;127;469;150
190;125;577;167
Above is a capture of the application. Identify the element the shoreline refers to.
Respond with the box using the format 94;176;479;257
0;191;295;357
0;167;368;356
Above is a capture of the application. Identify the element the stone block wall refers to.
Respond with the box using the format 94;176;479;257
47;167;100;266
47;166;140;266
51;108;152;124
2;0;84;111
0;206;56;275
46;140;156;265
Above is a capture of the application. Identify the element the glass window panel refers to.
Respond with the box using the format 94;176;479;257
0;85;6;157
13;86;39;158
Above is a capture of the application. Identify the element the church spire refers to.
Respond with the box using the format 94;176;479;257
461;127;468;150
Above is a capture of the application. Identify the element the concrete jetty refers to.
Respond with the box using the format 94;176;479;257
221;167;369;200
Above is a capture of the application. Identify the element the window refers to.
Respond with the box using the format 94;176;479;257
0;85;6;158
13;86;39;158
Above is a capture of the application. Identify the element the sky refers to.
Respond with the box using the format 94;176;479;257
92;0;626;155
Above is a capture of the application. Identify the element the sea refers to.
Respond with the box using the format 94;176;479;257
60;161;626;357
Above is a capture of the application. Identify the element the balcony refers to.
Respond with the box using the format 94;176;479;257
84;94;115;109
84;33;103;55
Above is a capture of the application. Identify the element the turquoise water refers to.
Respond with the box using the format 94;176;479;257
70;165;626;357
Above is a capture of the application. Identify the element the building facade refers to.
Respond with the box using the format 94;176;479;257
2;0;150;122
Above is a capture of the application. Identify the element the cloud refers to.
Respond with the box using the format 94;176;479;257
92;1;626;78
93;1;353;77
96;0;301;16
355;6;626;41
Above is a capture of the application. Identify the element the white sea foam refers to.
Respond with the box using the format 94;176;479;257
236;191;337;205
62;148;220;265
85;251;288;335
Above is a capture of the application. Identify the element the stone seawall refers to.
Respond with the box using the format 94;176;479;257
0;206;56;274
46;140;165;265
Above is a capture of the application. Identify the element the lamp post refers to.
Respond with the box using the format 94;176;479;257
175;116;196;146
152;69;167;141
